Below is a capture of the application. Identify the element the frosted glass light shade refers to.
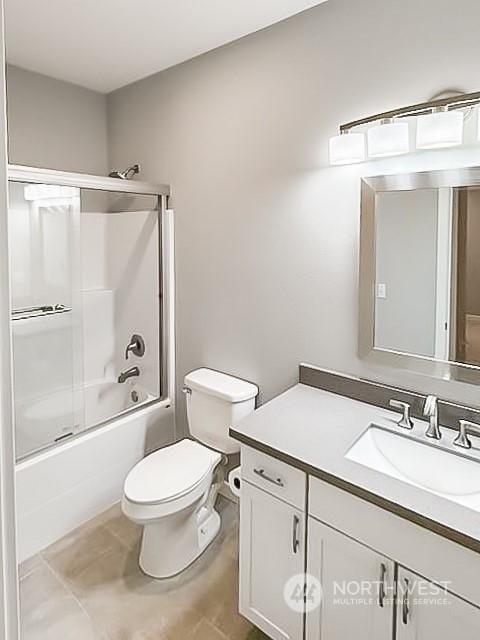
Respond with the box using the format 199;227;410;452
329;133;365;165
367;121;409;158
416;111;463;149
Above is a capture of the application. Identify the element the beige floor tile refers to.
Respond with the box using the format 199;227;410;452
19;496;259;640
101;503;142;549
20;563;104;640
18;554;43;579
187;618;227;640
43;520;126;582
20;562;66;614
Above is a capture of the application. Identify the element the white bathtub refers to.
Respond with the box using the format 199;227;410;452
15;396;175;562
83;380;153;428
15;379;154;459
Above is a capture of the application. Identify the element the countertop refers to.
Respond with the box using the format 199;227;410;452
230;383;480;553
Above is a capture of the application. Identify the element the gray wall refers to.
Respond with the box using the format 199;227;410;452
375;190;438;358
6;65;108;174
107;0;480;432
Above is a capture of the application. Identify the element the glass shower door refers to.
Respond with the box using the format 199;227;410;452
9;181;84;458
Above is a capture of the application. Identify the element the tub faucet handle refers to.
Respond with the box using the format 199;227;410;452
125;334;145;360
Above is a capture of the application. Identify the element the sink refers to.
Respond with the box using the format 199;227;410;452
345;425;480;508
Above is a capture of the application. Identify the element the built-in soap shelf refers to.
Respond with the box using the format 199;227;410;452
11;304;71;321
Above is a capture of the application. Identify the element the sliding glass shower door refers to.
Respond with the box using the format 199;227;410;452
9;181;84;458
9;179;163;459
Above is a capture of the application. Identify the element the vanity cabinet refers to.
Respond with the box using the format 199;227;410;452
396;567;480;640
306;518;395;640
239;480;305;640
238;447;480;640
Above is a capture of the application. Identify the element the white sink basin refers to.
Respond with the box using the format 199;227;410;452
345;425;480;509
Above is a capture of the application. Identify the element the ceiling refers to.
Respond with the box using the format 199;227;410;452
5;0;327;94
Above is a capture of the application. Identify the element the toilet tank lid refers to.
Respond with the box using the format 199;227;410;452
184;368;258;402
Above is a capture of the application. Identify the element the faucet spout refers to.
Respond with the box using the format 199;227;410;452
117;366;140;384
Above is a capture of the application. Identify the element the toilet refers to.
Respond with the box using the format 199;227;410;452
122;368;258;578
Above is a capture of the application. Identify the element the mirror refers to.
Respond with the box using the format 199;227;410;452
360;167;480;382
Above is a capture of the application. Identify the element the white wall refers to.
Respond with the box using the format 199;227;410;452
107;0;480;435
6;64;108;175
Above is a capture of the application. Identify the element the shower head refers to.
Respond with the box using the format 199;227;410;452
108;164;140;180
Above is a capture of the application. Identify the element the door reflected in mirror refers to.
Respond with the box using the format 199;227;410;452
374;185;480;367
360;167;480;381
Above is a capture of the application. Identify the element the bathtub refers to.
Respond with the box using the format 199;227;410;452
15;394;175;562
83;380;153;429
15;379;154;459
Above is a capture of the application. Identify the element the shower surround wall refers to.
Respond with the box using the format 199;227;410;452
107;0;480;434
80;209;160;399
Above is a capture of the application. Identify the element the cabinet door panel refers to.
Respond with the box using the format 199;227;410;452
306;518;395;640
239;480;305;640
397;567;480;640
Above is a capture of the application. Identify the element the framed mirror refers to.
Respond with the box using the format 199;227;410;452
359;166;480;384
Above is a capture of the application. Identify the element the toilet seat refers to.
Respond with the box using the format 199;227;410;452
124;438;222;506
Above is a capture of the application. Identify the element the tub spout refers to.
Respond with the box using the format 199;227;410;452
117;366;140;384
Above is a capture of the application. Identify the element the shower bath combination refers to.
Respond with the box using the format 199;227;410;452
8;164;168;460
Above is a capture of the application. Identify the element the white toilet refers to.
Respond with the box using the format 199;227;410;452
122;368;258;578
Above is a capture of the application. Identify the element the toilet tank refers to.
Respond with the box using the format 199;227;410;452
184;368;258;454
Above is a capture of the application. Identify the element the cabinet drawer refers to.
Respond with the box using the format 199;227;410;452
241;445;306;509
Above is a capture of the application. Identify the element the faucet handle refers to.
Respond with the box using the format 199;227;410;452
389;399;414;429
453;419;480;449
125;334;145;360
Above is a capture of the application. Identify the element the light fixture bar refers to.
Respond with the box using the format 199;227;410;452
339;90;480;133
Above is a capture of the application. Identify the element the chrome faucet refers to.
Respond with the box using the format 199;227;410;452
117;366;140;384
423;395;441;440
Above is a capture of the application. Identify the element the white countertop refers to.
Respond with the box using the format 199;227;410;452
230;383;480;550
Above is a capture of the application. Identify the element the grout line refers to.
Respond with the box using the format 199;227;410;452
18;553;47;581
42;551;112;640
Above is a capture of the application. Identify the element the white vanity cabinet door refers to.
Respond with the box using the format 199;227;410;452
239;480;305;640
306;518;395;640
396;567;480;640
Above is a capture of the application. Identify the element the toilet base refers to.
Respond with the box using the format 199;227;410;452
139;504;221;579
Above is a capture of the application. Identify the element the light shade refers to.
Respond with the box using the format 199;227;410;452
416;110;463;149
329;133;365;165
367;121;409;158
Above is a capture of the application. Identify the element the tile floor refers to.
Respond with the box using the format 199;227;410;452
19;497;268;640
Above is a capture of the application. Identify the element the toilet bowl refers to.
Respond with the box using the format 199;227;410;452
122;368;258;578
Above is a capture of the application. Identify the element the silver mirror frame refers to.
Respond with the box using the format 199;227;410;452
359;165;480;385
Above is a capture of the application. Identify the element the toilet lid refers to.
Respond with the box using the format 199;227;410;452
124;439;222;505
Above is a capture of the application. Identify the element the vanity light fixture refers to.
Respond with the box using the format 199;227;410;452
367;119;409;158
416;108;463;149
330;90;480;165
328;131;365;165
